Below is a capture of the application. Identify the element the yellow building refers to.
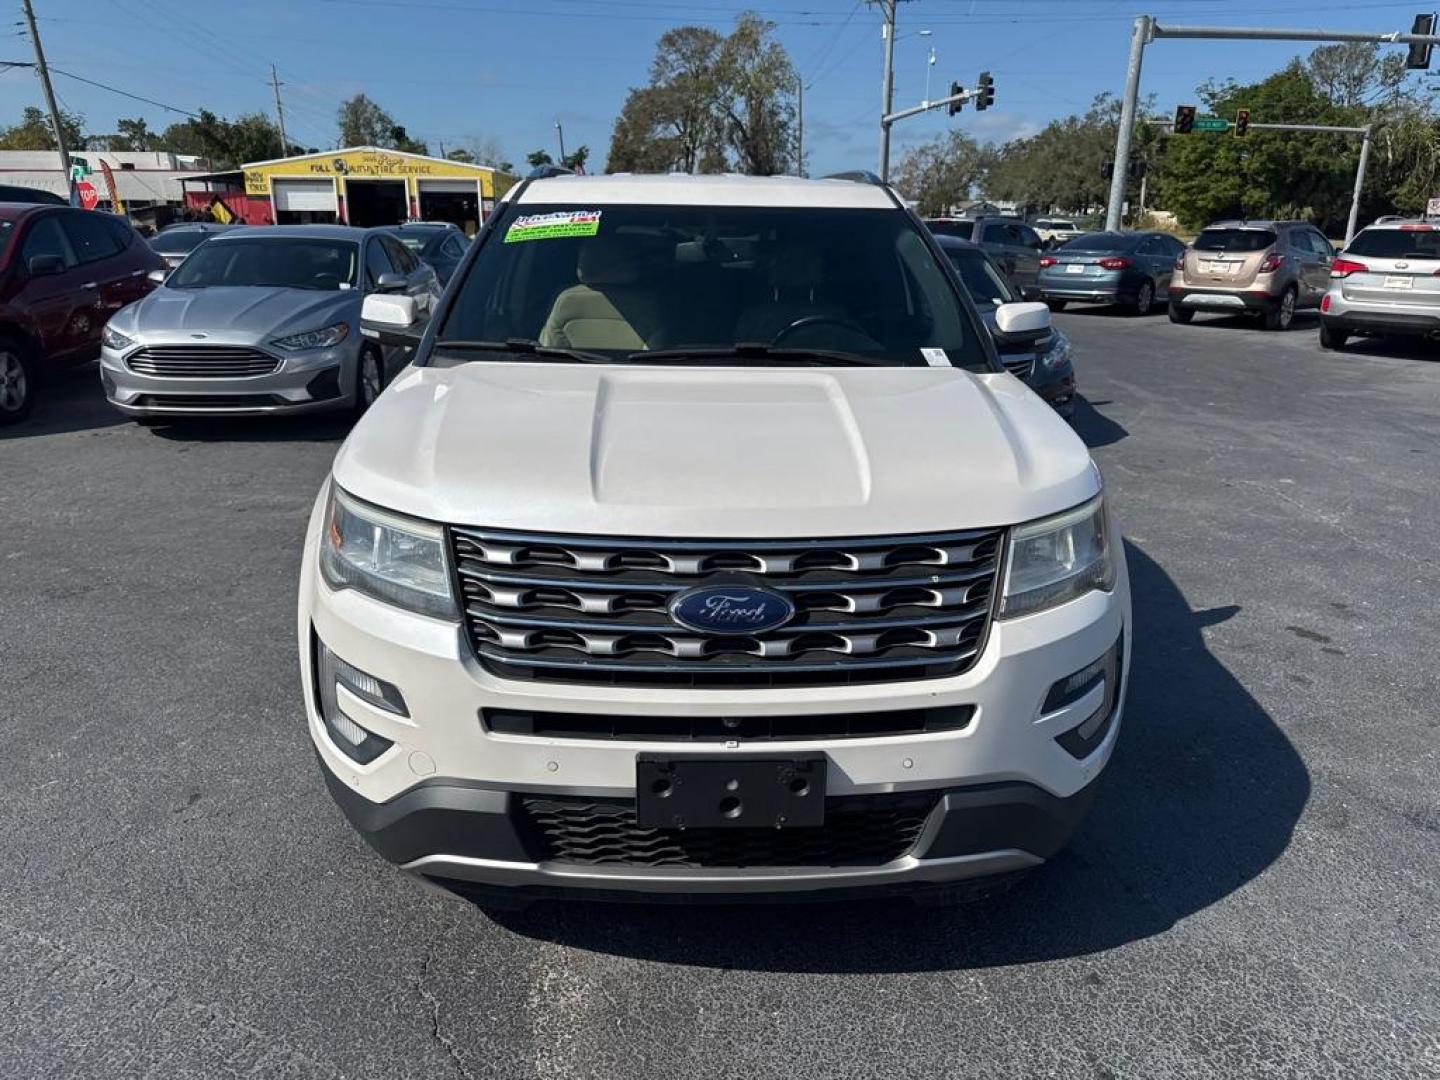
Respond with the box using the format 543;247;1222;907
185;146;499;233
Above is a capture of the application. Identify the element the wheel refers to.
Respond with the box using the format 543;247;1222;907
1319;322;1349;350
1168;303;1194;324
1132;280;1155;315
0;335;36;425
1046;299;1067;312
353;348;384;416
1264;286;1297;331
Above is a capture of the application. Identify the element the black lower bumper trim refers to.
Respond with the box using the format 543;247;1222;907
322;759;1101;876
1323;312;1440;335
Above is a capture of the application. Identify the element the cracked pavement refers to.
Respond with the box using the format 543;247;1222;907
2;307;1438;1078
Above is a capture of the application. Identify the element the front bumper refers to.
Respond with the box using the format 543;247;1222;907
299;490;1131;896
1027;363;1075;417
100;340;356;416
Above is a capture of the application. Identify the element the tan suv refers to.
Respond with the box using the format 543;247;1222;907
1168;220;1335;330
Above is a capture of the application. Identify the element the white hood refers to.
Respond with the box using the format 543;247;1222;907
331;362;1099;537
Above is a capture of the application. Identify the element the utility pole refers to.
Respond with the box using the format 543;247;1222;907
877;0;898;180
1105;14;1151;232
20;0;71;180
1346;125;1374;243
556;120;566;165
1107;16;1440;231
796;78;805;177
270;64;289;156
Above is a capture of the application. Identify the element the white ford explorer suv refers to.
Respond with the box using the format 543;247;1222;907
298;170;1130;905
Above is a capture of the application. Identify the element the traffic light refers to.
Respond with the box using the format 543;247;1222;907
947;81;965;117
1234;108;1251;138
1174;105;1196;134
975;71;995;111
1407;13;1436;70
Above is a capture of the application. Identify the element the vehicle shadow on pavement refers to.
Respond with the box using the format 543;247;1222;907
0;363;128;440
1070;395;1127;449
149;414;354;444
485;541;1311;973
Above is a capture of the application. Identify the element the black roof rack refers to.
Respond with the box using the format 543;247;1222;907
527;164;576;180
820;170;886;186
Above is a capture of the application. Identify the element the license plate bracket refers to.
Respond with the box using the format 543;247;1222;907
636;755;827;829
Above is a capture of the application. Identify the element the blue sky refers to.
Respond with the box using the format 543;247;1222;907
3;0;1434;175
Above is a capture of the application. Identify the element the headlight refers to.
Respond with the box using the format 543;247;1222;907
319;485;455;619
1039;329;1072;371
1000;494;1114;618
273;322;349;351
101;323;134;351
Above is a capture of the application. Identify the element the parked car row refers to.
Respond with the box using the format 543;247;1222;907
0;204;470;425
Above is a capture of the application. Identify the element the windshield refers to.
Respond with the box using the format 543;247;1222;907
1049;221;1077;231
1345;227;1440;259
1060;233;1130;252
167;238;359;290
1194;228;1277;252
436;204;986;369
925;219;975;240
945;248;1016;307
395;235;431;252
152;230;219;255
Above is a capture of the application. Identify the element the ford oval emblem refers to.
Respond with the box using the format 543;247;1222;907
669;585;796;636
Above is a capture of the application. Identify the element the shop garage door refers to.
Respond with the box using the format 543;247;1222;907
418;178;483;231
272;179;335;213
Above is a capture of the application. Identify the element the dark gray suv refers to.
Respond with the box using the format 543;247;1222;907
926;216;1044;293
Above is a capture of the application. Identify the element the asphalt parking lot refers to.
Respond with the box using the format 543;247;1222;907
3;308;1438;1079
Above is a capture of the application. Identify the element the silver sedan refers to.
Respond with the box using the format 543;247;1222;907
101;225;439;421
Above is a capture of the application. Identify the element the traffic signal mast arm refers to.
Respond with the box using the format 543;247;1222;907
882;84;979;126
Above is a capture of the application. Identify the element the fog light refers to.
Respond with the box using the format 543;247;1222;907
314;639;397;764
1047;634;1124;759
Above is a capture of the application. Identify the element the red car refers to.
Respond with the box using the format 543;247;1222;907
0;202;164;423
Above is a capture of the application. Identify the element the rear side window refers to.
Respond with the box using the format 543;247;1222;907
103;215;134;251
926;220;974;240
20;215;77;267
364;239;397;287
381;235;420;274
60;212;124;264
1194;229;1276;252
1344;227;1440;259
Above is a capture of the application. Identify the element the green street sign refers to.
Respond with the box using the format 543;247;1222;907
1194;117;1230;132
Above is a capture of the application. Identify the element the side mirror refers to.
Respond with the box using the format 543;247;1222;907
146;268;167;285
360;292;426;349
994;301;1052;340
28;254;66;277
375;272;408;293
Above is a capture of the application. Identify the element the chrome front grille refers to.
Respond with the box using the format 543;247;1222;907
450;526;1005;688
1001;354;1035;379
126;345;280;379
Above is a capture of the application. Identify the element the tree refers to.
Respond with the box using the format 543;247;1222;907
0;105;85;151
1307;42;1409;111
336;94;427;153
561;144;589;172
606;13;797;175
91;116;161;152
446;147;476;163
526;149;553;168
892;131;987;217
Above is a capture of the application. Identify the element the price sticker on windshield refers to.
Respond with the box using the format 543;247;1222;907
504;210;603;243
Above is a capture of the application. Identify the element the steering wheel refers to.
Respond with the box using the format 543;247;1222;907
769;314;869;347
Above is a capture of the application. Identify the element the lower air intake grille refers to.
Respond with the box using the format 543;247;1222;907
521;793;938;867
484;705;974;741
449;525;1005;688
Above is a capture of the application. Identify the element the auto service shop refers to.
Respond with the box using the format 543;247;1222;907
180;147;497;232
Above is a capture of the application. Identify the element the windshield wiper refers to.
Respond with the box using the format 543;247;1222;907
629;344;885;367
432;338;613;364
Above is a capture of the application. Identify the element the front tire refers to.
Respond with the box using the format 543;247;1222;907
1264;286;1297;331
1132;280;1155;315
1168;303;1194;324
353;348;384;417
0;335;36;425
1319;322;1349;350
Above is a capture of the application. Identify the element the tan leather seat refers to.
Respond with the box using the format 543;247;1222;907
539;239;663;351
734;247;847;344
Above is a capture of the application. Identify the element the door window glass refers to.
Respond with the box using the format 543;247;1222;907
20;215;77;268
60;211;124;264
365;238;396;288
381;235;418;273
